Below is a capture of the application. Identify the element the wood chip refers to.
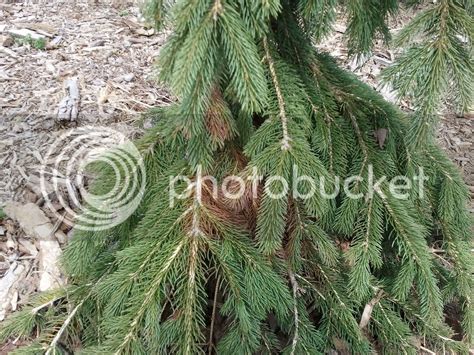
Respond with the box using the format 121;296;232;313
0;45;18;58
0;262;26;321
57;77;80;122
8;28;46;41
14;22;57;38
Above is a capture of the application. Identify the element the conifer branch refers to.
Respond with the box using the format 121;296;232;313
419;345;436;355
288;270;300;355
206;241;242;301
263;37;291;150
280;16;338;177
347;195;384;299
374;302;413;350
211;0;223;20
208;276;220;355
359;289;384;329
378;191;443;323
130;205;193;280
278;15;337;174
183;228;201;354
295;274;327;301
308;71;336;174
345;110;369;193
182;190;207;352
317;265;346;309
326;121;334;175
383;0;473;147
44;274;112;354
114;238;186;354
45;299;84;355
424;149;454;181
31;296;64;315
362;198;374;254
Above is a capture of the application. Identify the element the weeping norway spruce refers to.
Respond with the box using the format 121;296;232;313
1;0;473;353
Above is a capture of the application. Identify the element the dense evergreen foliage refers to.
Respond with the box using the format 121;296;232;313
1;0;472;353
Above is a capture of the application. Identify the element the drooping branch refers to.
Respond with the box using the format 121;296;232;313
263;37;291;150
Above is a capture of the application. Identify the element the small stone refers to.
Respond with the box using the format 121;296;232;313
0;34;14;47
91;39;106;47
18;238;38;257
55;231;67;244
45;61;56;74
46;35;63;50
114;72;134;82
121;73;134;82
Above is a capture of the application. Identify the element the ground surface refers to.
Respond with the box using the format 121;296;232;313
0;0;171;205
0;1;472;352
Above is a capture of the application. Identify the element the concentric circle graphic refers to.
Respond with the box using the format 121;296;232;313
40;126;146;231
